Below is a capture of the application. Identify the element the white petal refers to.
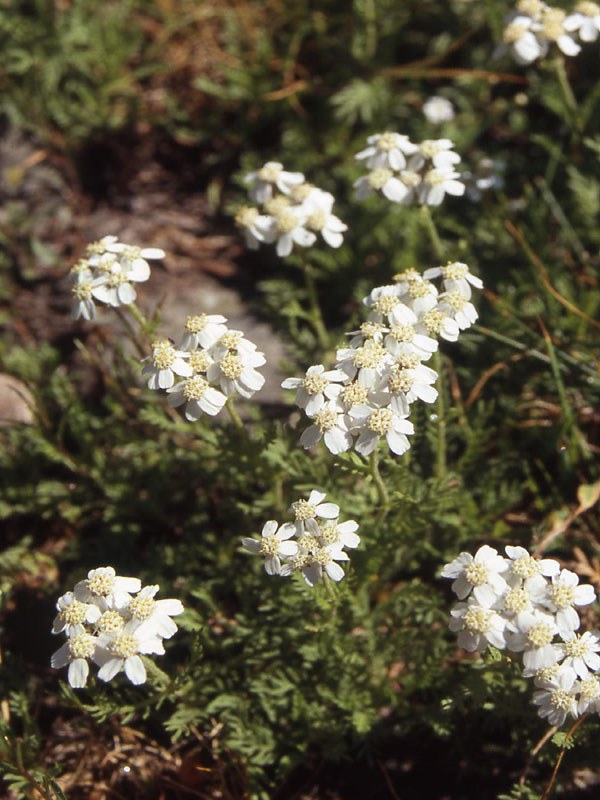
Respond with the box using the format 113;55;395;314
124;655;147;685
68;658;89;688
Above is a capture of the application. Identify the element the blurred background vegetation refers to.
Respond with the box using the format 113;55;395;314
1;0;600;798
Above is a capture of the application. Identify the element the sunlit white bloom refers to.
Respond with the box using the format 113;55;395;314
285;539;351;586
355;131;419;170
437;290;479;330
384;319;438;361
142;339;193;390
74;567;142;611
270;207;316;257
351;404;414;457
419;139;461;168
206;335;266;399
401;277;439;315
379;359;438;416
542;569;596;639
71;267;96;321
307;518;361;550
507;609;558;670
497;13;544;64
449;599;507;651
336;339;393;385
234;206;276;249
180;313;228;350
354;168;409;203
300;400;353;455
536;7;582;56
416;309;460;342
126;585;184;639
418;165;465;206
51;632;98;688
441;545;509;606
554;631;600;678
52;591;101;638
532;665;578;726
244;162;305;204
93;620;165;685
575;674;600;714
281;364;346;415
565;2;600;42
423;261;483;300
166;375;227;420
289;489;340;535
504;545;560;594
304;203;348;248
242;520;299;575
423;96;455;124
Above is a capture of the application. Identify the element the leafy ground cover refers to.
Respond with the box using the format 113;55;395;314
1;1;600;798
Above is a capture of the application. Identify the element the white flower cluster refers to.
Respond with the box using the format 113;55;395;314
282;262;482;457
242;489;360;587
70;235;165;321
235;162;348;257
141;315;266;419
496;0;591;65
353;132;465;207
442;545;600;726
50;567;184;688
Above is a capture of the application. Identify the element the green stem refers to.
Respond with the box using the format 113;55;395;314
113;306;147;359
225;396;246;436
553;54;577;120
420;205;444;262
369;448;389;509
302;261;330;352
433;349;446;479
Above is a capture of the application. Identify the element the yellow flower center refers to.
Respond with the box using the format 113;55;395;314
264;196;291;215
73;282;92;300
422;310;446;334
108;633;139;658
577;0;600;15
368;407;393;434
353;341;387;368
368;168;392;190
389;368;414;394
291;500;317;520
463;607;493;633
372;294;400;314
342;382;369;406
258;164;282;182
377;132;400;152
549;584;575;609
69;633;97;659
389;323;415;343
219;353;243;379
503;588;530;613
303;373;328;395
275;209;300;234
97;610;125;634
59;600;88;625
527;621;555;648
151;339;176;369
307;210;328;231
314;407;338;432
189;351;212;373
86;572;115;597
129;595;156;621
235;206;259;228
400;170;421;188
182;375;209;401
443;261;469;280
503;19;530;43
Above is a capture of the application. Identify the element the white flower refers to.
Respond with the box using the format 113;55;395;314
416;309;460;343
449;600;507;651
234;206;276;249
383;320;438;361
206;332;266;398
71;266;96;321
353;168;409;203
506;609;558;670
52;591;101;637
270;207;316;257
74;567;142;610
290;489;340;535
423;96;455;124
89;250;155;307
309;517;360;550
355;131;418;170
380;359;438;416
142;339;193;390
125;585;184;639
497;14;544;64
300;401;353;455
93;620;165;685
418;165;465;206
180;313;228;350
281;364;345;415
532;665;578;726
166;375;227;420
244;162;305;203
554;631;600;678
304;203;348;249
242;520;299;575
437;290;479;330
351;405;414;457
419;139;461;168
565;2;600;42
423;262;483;299
504;545;560;593
51;632;98;688
543;569;596;639
336;339;393;385
575;674;600;714
286;539;350;587
536;7;581;56
441;545;509;606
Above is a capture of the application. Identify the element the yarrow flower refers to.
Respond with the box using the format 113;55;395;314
422;96;455;124
353;132;465;207
442;543;598;727
69;236;165;321
142;315;266;421
51;567;183;688
282;262;483;458
242;489;359;587
495;0;581;64
237;163;347;256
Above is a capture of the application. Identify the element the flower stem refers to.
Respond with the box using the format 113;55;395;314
420;205;444;262
113;306;147;358
302;261;330;352
553;55;577;121
433;349;446;479
369;448;389;509
540;713;588;800
225;396;246;436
